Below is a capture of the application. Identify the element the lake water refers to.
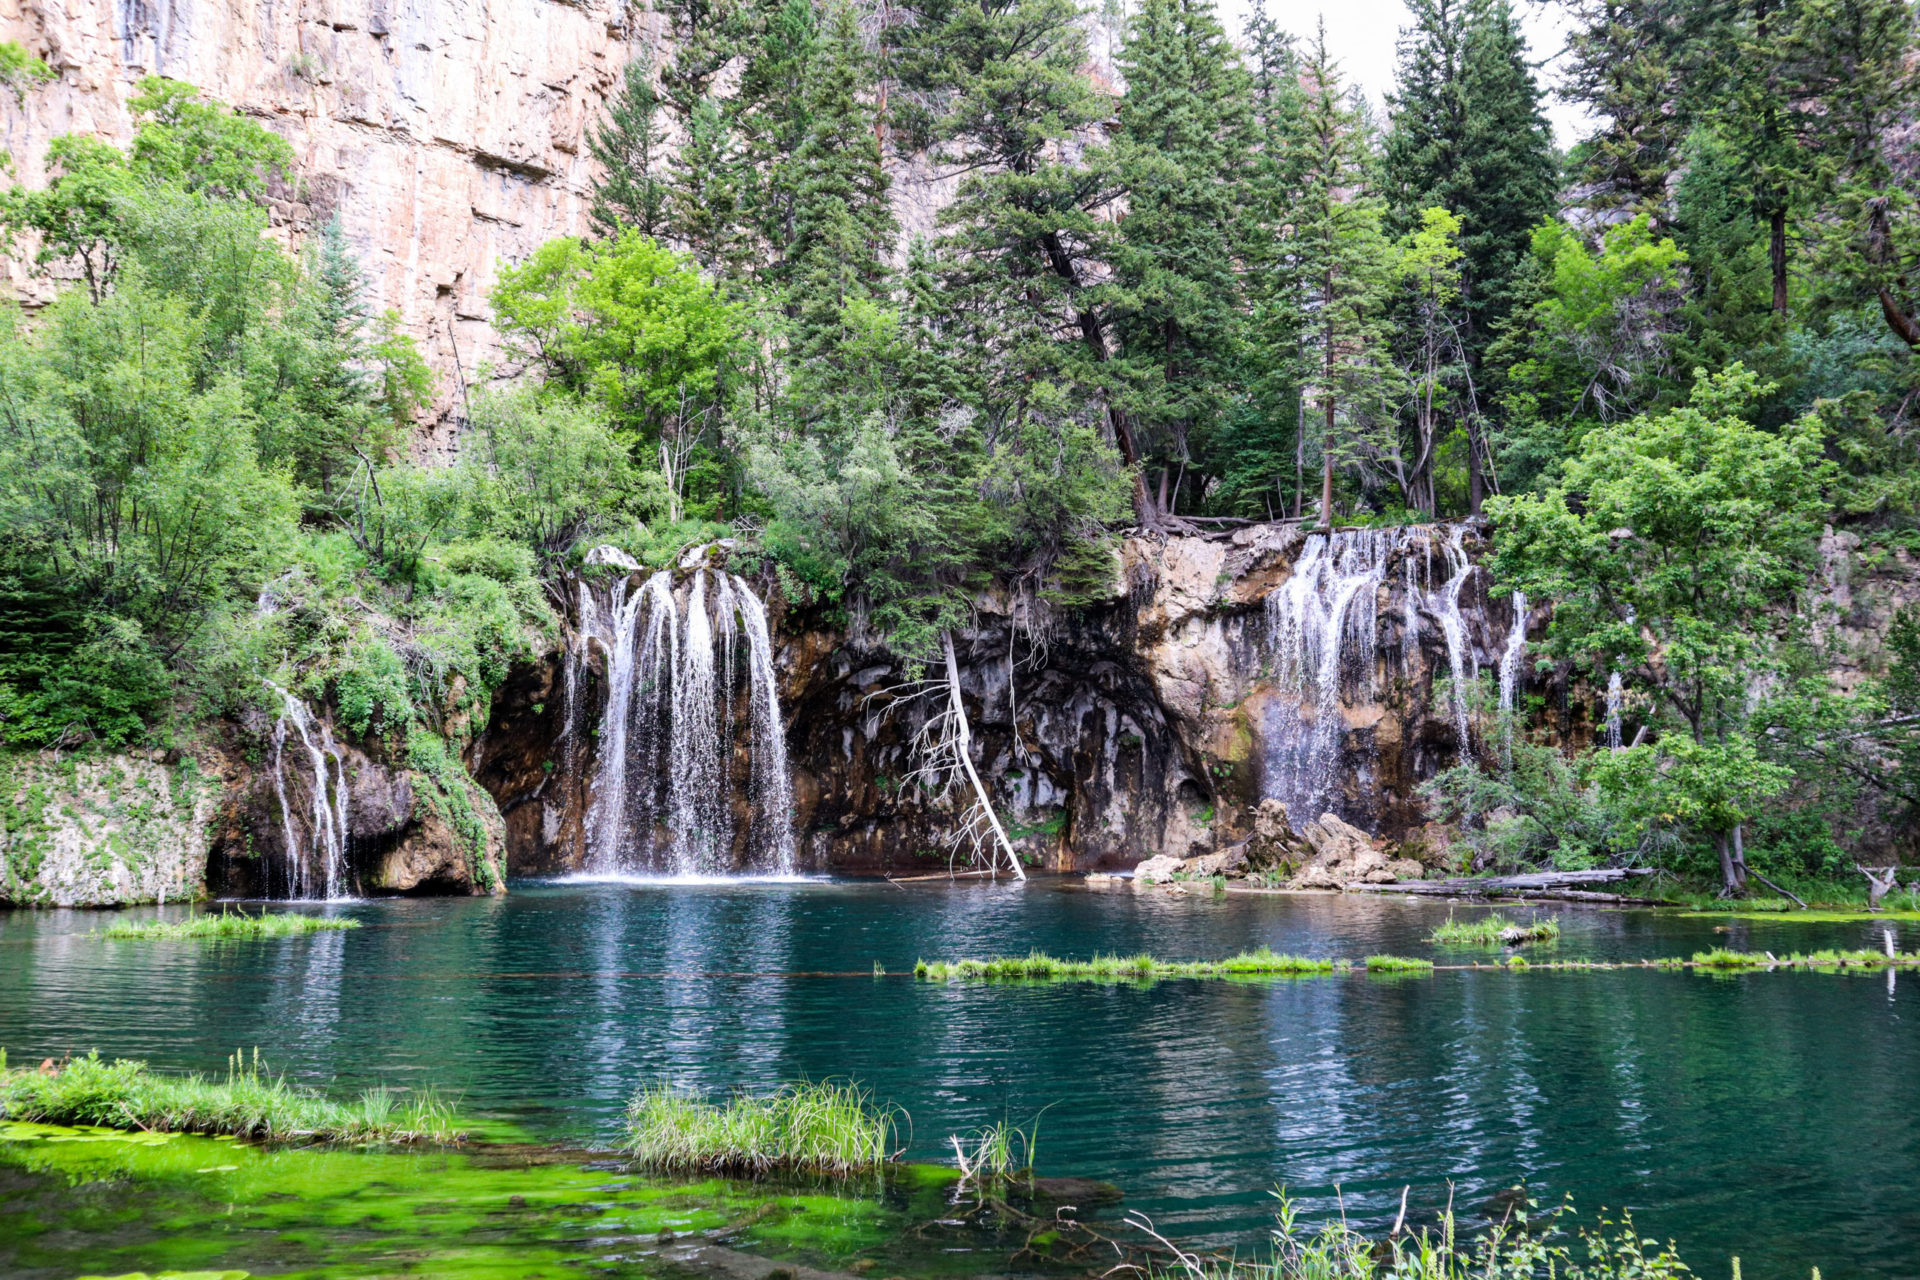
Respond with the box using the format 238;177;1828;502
2;880;1916;1279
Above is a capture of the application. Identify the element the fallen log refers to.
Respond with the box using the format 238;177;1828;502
1352;868;1660;904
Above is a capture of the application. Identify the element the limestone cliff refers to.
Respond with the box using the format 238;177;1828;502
0;0;644;443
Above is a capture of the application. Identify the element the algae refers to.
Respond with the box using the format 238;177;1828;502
0;1121;995;1280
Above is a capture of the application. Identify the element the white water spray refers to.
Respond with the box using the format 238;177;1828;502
265;682;351;900
1262;524;1486;820
580;560;794;875
1605;672;1624;751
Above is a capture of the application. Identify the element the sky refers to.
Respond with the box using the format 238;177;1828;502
1212;0;1593;146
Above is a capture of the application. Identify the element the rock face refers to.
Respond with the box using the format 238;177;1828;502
482;523;1527;877
0;750;220;905
0;0;643;439
206;708;506;898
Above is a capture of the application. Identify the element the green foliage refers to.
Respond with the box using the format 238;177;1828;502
913;949;1346;982
1420;737;1621;870
626;1080;898;1176
0;41;54;103
0;1050;461;1143
100;910;358;940
1491;215;1689;490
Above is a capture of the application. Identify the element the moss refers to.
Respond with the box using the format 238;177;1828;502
406;732;502;893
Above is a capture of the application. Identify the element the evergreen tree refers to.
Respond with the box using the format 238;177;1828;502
896;0;1146;526
1560;0;1690;219
667;95;752;278
588;50;670;240
1280;26;1400;527
1108;0;1256;513
780;0;899;423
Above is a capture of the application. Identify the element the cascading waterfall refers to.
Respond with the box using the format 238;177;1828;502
1262;524;1486;821
1264;529;1394;818
1605;672;1625;751
581;563;794;875
265;682;351;900
1431;526;1479;748
1497;591;1528;763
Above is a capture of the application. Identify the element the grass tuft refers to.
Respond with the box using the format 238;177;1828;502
102;911;359;941
0;1049;459;1143
1428;913;1559;947
1364;954;1435;973
913;948;1344;982
1690;947;1920;969
625;1080;898;1176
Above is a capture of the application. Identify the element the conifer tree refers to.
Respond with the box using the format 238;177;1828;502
588;51;670;240
780;0;899;424
1560;0;1691;220
896;0;1146;524
1281;27;1400;527
1109;0;1257;513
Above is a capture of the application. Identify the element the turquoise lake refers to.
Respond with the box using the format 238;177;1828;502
1;880;1916;1278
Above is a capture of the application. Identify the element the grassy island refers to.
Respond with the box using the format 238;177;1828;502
913;949;1346;982
0;1050;459;1143
101;912;360;941
1428;914;1561;946
626;1081;898;1176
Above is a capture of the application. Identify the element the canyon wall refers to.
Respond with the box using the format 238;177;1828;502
0;0;645;445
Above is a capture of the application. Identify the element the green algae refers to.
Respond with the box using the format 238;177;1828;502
0;1119;978;1280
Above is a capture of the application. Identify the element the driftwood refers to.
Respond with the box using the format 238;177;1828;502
1355;868;1659;904
1858;863;1901;909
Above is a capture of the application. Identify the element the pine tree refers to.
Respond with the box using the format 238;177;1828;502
896;0;1146;524
667;95;752;278
1560;0;1691;220
780;0;899;423
588;51;670;240
1108;0;1257;513
1280;26;1400;527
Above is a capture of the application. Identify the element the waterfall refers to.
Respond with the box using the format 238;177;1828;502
580;562;794;875
667;571;728;872
1605;672;1624;751
265;682;351;900
1264;528;1395;818
1497;591;1528;718
735;578;797;873
1262;523;1489;823
1431;526;1478;748
1497;591;1528;764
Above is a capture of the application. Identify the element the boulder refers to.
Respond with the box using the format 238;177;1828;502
1132;854;1184;884
1387;858;1427;881
1286;811;1401;889
1245;798;1311;871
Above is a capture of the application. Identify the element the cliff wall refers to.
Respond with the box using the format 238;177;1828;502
0;0;644;445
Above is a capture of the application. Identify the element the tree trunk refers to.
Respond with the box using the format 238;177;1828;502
1319;398;1335;531
1717;828;1749;896
1769;206;1789;316
943;632;1024;880
1467;415;1484;518
1293;399;1305;519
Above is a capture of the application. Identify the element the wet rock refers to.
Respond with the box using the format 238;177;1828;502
1132;854;1184;884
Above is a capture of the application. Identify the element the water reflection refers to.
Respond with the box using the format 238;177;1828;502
1;884;1915;1278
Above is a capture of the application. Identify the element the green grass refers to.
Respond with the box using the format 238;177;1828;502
1428;913;1560;947
912;948;1345;982
101;910;360;941
1363;954;1435;973
0;1050;460;1143
625;1080;899;1176
1691;947;1920;969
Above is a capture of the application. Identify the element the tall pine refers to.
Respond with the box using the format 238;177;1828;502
1281;26;1399;527
588;51;670;239
1109;0;1257;514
